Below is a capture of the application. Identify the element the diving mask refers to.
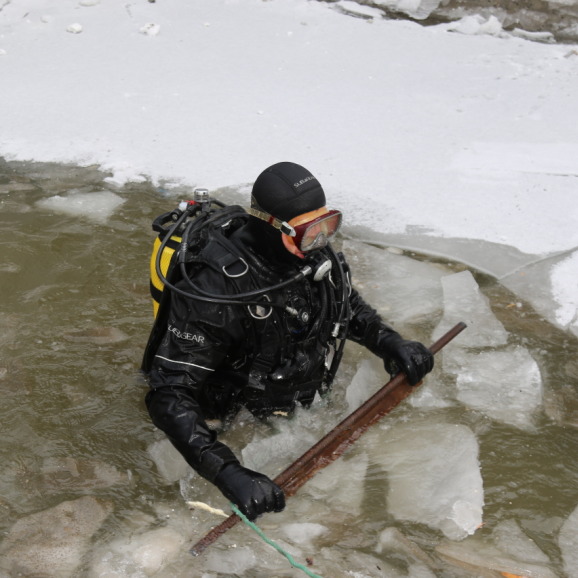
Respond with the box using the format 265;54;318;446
248;205;342;258
281;208;342;256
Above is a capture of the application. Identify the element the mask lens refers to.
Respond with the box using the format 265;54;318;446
296;211;342;252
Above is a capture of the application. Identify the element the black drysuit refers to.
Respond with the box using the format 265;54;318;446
143;225;420;486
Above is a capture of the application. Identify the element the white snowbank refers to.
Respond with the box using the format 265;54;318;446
2;0;578;331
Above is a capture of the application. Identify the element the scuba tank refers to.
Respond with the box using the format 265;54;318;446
148;188;229;318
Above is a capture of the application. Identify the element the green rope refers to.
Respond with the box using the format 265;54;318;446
230;503;323;578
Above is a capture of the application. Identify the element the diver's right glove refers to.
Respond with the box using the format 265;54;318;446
214;462;285;521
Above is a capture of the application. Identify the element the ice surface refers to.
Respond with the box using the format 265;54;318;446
148;438;192;484
431;271;543;429
315;545;437;577
376;420;483;540
35;190;125;223
551;249;578;337
432;270;509;349
241;419;318;475
455;346;543;430
280;522;328;545
502;250;578;338
436;519;556;577
0;496;112;577
446;14;505;37
559;502;578;578
204;545;257;575
89;527;186;577
377;527;438;569
342;239;448;327
345;357;385;412
304;452;369;516
373;0;442;20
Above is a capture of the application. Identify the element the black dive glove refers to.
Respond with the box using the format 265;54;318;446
380;333;434;386
214;462;285;521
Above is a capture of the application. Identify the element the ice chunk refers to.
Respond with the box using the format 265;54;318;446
304;452;369;516
66;23;83;34
432;270;508;349
345;357;384;412
0;496;112;577
543;381;578;428
204;545;257;575
437;519;555;577
377;421;484;540
334;1;384;19
148;437;192;484
342;239;448;326
280;522;328;545
551;250;578;337
559;503;578;578
377;527;437;568
36;189;125;222
40;456;128;490
409;365;456;409
89;526;185;576
316;545;436;577
241;410;319;473
455;346;542;430
447;14;505;37
373;0;442;20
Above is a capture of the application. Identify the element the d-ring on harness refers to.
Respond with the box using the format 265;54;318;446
222;258;249;278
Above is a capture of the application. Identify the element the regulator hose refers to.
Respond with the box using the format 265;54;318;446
154;204;314;307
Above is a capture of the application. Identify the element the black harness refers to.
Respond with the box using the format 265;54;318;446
142;202;351;418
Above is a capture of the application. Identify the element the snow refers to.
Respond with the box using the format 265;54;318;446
1;0;577;334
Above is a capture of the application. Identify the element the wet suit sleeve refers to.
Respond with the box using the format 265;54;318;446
343;256;434;386
144;270;286;519
145;271;241;482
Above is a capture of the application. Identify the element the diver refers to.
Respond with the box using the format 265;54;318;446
141;162;434;521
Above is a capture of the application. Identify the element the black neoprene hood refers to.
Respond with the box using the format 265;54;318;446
251;162;326;222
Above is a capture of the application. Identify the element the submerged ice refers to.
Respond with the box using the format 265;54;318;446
432;270;508;349
0;496;112;577
431;270;544;429
436;519;557;577
559;503;578;578
1;161;571;575
35;189;125;223
455;347;542;430
376;420;484;540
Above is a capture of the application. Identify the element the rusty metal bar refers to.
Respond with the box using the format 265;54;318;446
190;321;467;555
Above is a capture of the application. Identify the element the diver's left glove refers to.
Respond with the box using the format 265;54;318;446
214;462;285;521
379;333;434;386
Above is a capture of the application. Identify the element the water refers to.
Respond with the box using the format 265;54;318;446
340;0;578;43
1;159;577;577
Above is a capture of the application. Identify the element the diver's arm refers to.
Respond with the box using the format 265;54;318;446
145;384;238;478
145;286;284;519
346;280;434;386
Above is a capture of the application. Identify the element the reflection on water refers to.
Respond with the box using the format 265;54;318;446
0;159;577;576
